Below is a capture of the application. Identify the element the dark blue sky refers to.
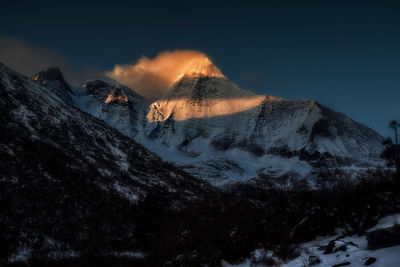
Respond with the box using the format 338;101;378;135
1;0;399;137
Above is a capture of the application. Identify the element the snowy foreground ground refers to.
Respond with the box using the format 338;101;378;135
222;214;400;267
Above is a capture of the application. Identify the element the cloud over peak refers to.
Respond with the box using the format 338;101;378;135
106;50;224;99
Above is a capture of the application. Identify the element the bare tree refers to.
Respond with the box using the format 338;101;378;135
389;120;400;177
390;120;399;145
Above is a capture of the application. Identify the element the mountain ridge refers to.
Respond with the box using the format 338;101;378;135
1;62;214;198
1;62;398;267
28;63;384;185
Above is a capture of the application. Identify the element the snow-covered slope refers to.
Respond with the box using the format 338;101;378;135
222;214;400;267
2;62;394;266
145;71;382;160
33;58;384;185
1;62;223;263
1;63;213;201
70;79;149;142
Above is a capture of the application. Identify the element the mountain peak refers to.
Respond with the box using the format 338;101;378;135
172;55;224;84
81;80;111;91
32;67;69;89
31;67;73;104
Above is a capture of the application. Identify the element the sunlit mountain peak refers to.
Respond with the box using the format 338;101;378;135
172;55;225;83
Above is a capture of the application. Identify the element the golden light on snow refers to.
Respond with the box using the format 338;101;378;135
105;92;129;104
170;55;224;83
147;96;267;122
106;50;224;99
108;50;271;120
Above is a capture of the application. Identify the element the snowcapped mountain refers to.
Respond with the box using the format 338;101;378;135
142;71;383;184
1;62;221;264
31;57;384;185
0;61;214;217
144;59;382;159
71;79;148;141
0;62;396;265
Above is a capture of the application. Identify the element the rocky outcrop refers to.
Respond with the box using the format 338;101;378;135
32;67;73;104
367;225;400;250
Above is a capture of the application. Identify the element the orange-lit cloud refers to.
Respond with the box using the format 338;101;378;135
106;50;224;99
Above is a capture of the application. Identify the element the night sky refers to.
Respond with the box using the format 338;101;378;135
1;0;399;137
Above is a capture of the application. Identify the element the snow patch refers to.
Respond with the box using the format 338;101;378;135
113;181;140;203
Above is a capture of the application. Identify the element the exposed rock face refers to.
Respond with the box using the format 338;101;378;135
362;257;377;265
367;225;400;250
32;67;73;104
76;80;148;140
32;67;70;90
105;88;129;104
81;79;109;91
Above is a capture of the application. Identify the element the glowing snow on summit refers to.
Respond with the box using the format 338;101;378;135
107;50;268;121
147;96;267;122
171;55;224;83
107;50;225;99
